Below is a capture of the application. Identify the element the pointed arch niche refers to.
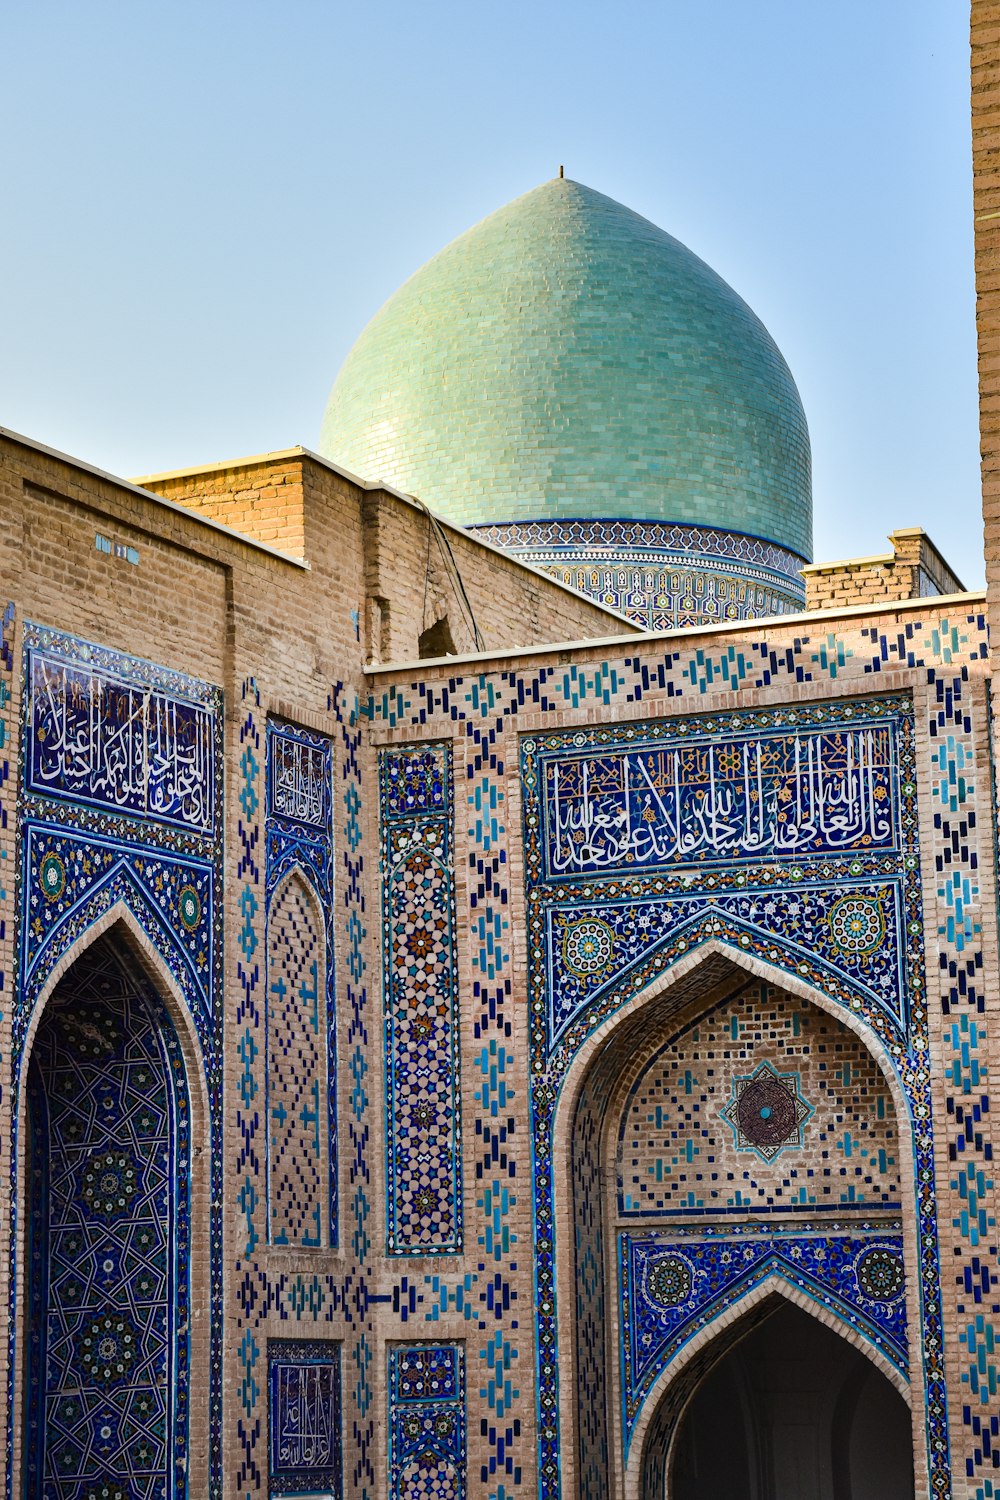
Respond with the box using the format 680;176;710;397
14;912;211;1500
549;947;926;1500
265;867;330;1248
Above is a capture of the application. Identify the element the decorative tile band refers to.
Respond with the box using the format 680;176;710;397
469;518;806;629
388;1343;466;1500
265;720;337;1249
379;746;462;1254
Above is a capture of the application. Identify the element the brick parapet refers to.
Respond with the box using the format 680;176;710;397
801;528;964;612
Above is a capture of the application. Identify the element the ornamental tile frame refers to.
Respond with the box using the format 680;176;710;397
518;692;950;1496
12;622;225;1496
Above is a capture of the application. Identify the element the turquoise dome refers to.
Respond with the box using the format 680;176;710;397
320;176;812;562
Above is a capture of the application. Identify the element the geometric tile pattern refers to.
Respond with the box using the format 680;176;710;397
620;1224;907;1446
388;1344;465;1500
24;935;190;1500
471;518;806;630
267;1339;341;1497
618;985;899;1215
331;682;375;1497
267;876;327;1247
720;1061;813;1161
234;676;265;1499
380;747;462;1254
265;720;336;1249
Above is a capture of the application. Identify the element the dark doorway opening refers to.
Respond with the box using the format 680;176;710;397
669;1300;912;1500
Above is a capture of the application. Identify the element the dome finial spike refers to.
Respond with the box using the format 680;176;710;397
559;164;564;179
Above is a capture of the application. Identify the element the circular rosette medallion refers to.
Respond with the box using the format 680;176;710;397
77;1312;140;1387
855;1244;905;1303
827;894;886;958
79;1149;139;1218
178;884;202;931
645;1251;694;1310
561;917;615;980
39;851;66;902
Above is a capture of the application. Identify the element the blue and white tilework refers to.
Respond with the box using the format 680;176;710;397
267;1339;342;1498
379;746;462;1255
365;606;992;1500
388;1343;466;1500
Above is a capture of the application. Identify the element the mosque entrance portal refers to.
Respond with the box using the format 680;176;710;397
23;932;190;1499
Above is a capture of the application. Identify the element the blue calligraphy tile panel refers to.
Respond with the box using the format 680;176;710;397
538;712;899;880
26;635;216;832
15;622;225;1496
379;746;462;1255
265;721;337;1249
388;1344;466;1500
268;1339;342;1498
619;1225;907;1448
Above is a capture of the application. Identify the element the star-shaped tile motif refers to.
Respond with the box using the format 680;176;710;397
722;1060;813;1162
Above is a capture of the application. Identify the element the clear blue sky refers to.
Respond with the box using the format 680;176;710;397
1;1;983;584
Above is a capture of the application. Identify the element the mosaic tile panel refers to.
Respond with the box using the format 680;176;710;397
620;1224;907;1446
388;1344;466;1500
267;1339;341;1498
380;746;462;1255
618;985;899;1216
16;623;225;1496
24;935;190;1500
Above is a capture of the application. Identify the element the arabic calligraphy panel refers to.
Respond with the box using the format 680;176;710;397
535;712;900;881
26;639;217;833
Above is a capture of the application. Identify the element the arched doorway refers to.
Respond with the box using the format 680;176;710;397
23;931;191;1499
667;1298;913;1500
557;956;918;1500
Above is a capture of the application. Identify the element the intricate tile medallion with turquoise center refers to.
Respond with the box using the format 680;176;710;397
721;1061;814;1162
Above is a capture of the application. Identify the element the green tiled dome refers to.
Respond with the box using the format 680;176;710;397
320;177;812;561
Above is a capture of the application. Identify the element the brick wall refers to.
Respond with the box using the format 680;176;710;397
801;527;964;612
138;447;636;663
